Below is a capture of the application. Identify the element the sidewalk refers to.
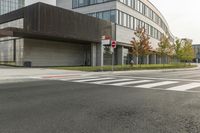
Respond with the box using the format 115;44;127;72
0;67;88;79
0;64;199;80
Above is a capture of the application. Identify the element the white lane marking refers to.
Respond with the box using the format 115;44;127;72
136;81;178;88
166;83;200;91
116;75;200;82
110;80;152;86
92;79;134;84
58;77;98;81
73;77;114;82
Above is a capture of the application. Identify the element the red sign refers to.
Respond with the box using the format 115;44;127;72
102;35;112;40
111;40;117;48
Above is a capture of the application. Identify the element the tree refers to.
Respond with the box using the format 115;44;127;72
179;39;195;64
130;27;152;66
157;35;172;65
173;39;182;62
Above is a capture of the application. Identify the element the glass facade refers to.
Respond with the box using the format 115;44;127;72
0;0;24;15
0;18;24;41
119;0;168;34
193;45;200;60
0;18;24;29
88;10;162;40
72;0;115;8
73;0;173;41
0;18;24;64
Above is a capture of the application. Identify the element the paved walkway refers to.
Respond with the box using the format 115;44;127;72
0;63;199;80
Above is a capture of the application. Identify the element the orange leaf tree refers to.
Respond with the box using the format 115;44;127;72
130;27;152;66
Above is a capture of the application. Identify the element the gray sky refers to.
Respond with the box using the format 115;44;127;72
150;0;200;44
25;0;56;6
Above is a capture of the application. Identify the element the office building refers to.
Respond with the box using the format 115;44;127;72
193;44;200;62
0;0;176;67
0;3;114;66
0;0;24;15
57;0;175;64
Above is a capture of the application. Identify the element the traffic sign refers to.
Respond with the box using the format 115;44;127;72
101;39;110;45
111;40;117;48
102;35;111;40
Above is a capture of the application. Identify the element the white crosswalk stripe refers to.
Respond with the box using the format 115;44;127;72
73;77;114;82
135;81;178;89
110;80;152;86
59;77;98;81
91;79;134;84
166;83;200;91
36;75;200;92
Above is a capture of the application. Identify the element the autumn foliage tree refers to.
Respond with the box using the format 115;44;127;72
130;27;152;66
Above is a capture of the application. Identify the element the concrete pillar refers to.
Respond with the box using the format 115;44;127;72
134;56;139;65
91;43;96;66
150;54;156;64
13;39;16;62
156;55;161;64
146;55;149;64
143;55;149;64
96;43;104;66
162;55;168;64
117;46;124;65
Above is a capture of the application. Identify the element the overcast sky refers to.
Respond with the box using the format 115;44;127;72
150;0;200;44
25;0;56;6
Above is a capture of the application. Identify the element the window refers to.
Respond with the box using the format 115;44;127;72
87;10;164;40
130;16;134;30
110;10;116;23
123;13;127;27
72;0;78;8
102;11;111;21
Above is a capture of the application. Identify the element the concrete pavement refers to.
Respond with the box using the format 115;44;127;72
0;63;199;85
1;65;200;132
1;80;200;133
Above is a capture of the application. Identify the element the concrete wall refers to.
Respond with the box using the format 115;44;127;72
116;2;163;49
15;39;24;66
57;0;72;9
23;39;91;66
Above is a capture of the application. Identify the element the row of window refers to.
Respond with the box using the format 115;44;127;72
72;0;114;8
72;0;170;40
119;0;168;34
0;0;24;15
88;10;163;40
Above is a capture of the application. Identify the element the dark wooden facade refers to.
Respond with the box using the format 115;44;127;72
0;3;115;44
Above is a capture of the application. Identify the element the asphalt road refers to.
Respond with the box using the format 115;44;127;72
114;68;200;80
1;69;200;133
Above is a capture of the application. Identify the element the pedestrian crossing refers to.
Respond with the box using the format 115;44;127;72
37;75;200;92
135;81;178;89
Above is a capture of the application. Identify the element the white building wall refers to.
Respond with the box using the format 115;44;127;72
56;0;72;9
116;2;163;49
57;0;171;49
116;2;165;34
72;1;116;13
116;25;159;49
15;39;24;66
23;39;91;66
142;0;169;28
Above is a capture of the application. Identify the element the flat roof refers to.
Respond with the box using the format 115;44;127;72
0;2;115;44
